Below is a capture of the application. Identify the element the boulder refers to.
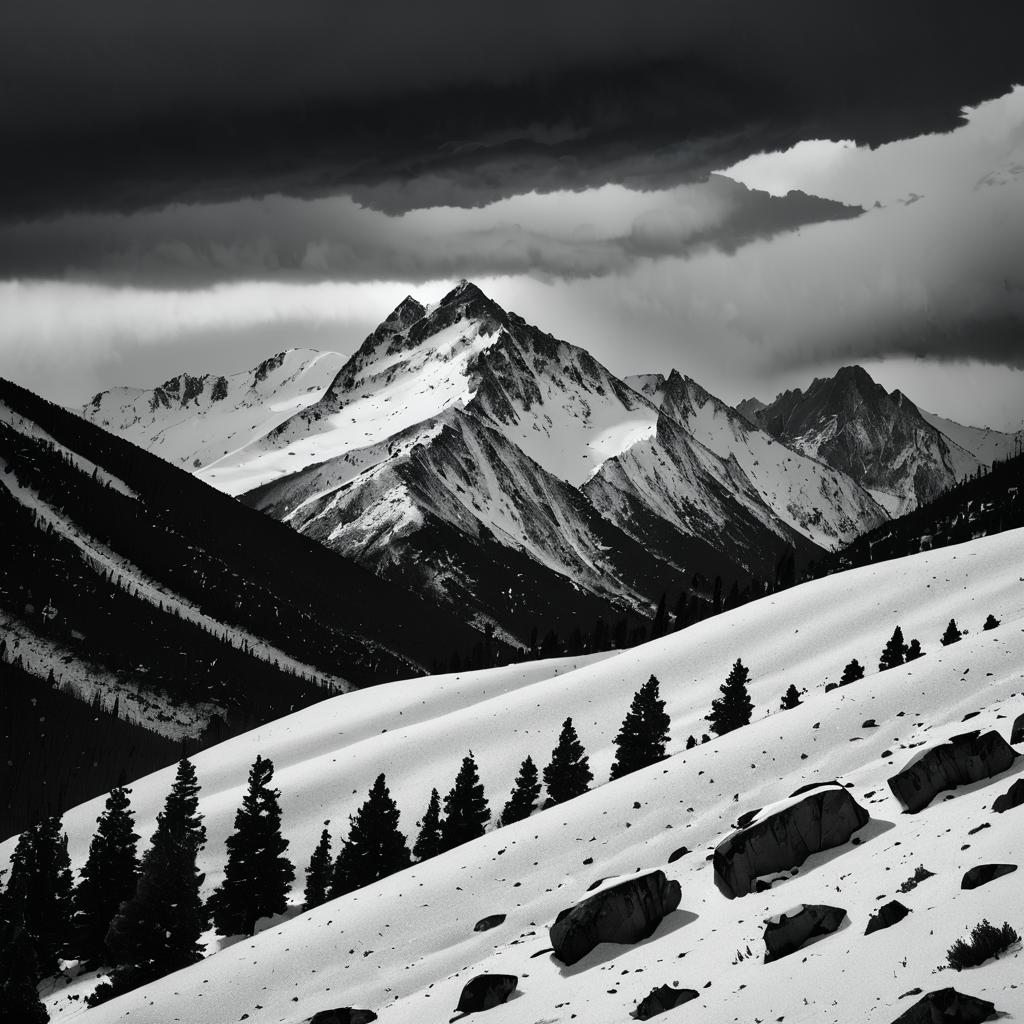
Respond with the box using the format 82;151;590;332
1011;712;1024;745
473;914;506;932
865;900;911;935
886;731;1017;813
713;784;869;898
763;904;846;962
454;975;518;1015
667;846;689;864
309;1010;377;1024
549;870;681;966
992;778;1024;813
631;985;699;1020
889;987;996;1023
961;863;1017;890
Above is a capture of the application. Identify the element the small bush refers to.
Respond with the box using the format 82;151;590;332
945;919;1019;970
899;864;935;893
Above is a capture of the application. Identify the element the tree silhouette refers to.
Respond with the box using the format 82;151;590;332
209;755;294;937
439;754;491;851
330;774;411;898
303;824;333;910
497;756;541;826
543;718;593;806
707;659;754;736
839;658;865;686
72;786;140;965
413;789;444;862
905;638;924;661
610;675;671;780
779;684;803;710
0;904;49;1023
879;626;906;671
941;619;963;646
983;614;1000;631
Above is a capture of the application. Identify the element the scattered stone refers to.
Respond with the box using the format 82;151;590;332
473;914;506;932
865;900;911;935
454;975;518;1015
631;985;699;1020
960;863;1017;890
309;1010;377;1024
992;778;1024;813
886;730;1017;813
889;987;996;1023
667;847;689;864
863;719;878;729
713;784;870;899
762;904;846;962
550;871;682;966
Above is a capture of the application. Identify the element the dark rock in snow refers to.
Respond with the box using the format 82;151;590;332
762;904;846;962
865;900;911;934
309;1010;377;1024
549;871;682;966
631;984;699;1019
1011;712;1024;745
473;914;507;932
886;730;1017;813
454;975;518;1015
667;846;689;864
889;987;997;1023
960;863;1017;890
992;778;1024;813
713;784;869;899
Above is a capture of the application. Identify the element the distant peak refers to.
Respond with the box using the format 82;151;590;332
833;364;875;385
384;295;426;328
440;279;488;306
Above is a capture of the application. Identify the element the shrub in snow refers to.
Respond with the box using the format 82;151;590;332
945;919;1019;970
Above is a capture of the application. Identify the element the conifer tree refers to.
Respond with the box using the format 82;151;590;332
649;594;669;639
779;684;803;710
0;902;49;1024
685;735;697;750
72;786;140;965
839;658;865;685
439;754;491;850
610;675;671;780
879;626;906;671
542;718;593;806
497;756;541;826
941;618;963;646
329;774;411;898
412;789;443;862
5;817;74;977
100;759;207;1002
209;756;294;937
706;659;754;736
905;638;924;661
983;613;1000;630
303;824;333;910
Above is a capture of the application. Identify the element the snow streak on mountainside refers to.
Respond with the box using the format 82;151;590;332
756;365;985;516
919;407;1023;469
22;526;1024;1024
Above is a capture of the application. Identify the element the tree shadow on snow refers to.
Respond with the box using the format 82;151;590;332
552;908;699;977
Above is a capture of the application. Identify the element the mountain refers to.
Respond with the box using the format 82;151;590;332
755;365;983;515
918;407;1023;469
88;283;888;642
735;394;767;424
0;377;499;835
16;524;1024;1023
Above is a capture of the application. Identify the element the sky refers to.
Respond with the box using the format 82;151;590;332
1;2;1023;430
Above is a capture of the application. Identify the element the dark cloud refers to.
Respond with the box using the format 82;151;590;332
2;1;1022;218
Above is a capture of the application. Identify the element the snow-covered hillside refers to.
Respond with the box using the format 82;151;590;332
920;408;1023;470
19;526;1024;1024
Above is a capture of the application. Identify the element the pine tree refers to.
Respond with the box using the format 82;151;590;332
839;658;865;686
879;626;906;671
542;718;593;807
706;659;754;736
0;901;49;1024
209;756;294;937
610;675;671;780
983;613;1000;631
685;735;697;750
101;759;207;1001
303;824;333;910
941;618;963;646
497;756;541;826
413;789;443;862
5;817;74;977
439;754;491;851
329;774;411;898
72;786;140;965
779;684;802;710
905;638;924;661
649;594;669;639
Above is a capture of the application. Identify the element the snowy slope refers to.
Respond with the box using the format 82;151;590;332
83;349;345;475
20;526;1024;1024
920;408;1023;470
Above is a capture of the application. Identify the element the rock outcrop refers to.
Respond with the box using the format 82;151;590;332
865;900;911;935
550;871;682;966
309;1010;377;1024
763;904;847;962
1011;712;1024;745
454;975;518;1015
889;987;997;1023
961;863;1017;890
631;985;699;1020
713;784;869;898
887;731;1017;813
992;778;1024;813
473;914;506;932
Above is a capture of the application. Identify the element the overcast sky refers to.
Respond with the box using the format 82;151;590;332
1;2;1022;429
